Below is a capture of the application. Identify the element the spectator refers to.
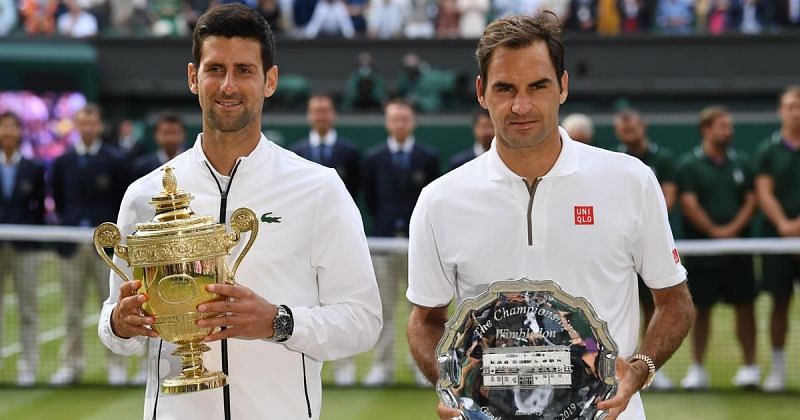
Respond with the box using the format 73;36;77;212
256;0;283;34
109;0;149;35
456;0;489;38
706;0;735;34
305;0;356;38
367;0;411;38
293;0;320;30
49;104;129;386
731;0;772;34
449;108;493;170
346;0;368;34
562;113;594;144
362;98;439;386
567;0;599;31
150;0;187;36
114;118;147;161
614;107;677;390
185;0;218;31
0;0;18;35
342;52;387;111
754;85;800;392
405;0;436;38
20;0;59;35
0;111;46;387
436;0;461;38
677;106;759;390
58;0;99;38
775;0;800;28
619;0;654;32
656;0;695;33
131;111;187;180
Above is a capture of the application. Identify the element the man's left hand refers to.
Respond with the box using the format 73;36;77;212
595;357;649;419
196;284;279;341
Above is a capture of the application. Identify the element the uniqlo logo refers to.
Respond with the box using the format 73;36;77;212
574;206;594;225
672;248;681;264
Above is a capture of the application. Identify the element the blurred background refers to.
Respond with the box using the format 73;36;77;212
0;0;799;419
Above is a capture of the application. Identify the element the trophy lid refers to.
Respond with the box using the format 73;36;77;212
132;166;217;237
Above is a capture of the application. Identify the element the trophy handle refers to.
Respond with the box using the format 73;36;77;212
227;208;259;284
93;222;132;283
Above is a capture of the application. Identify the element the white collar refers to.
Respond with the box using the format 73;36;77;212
75;139;102;156
309;129;337;147
486;126;580;182
1;150;22;166
191;132;271;180
387;136;415;153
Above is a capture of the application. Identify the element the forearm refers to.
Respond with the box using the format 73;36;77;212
724;196;756;235
639;282;695;368
408;305;449;384
285;302;382;361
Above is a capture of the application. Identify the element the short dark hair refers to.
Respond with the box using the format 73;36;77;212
308;92;335;106
0;111;22;128
76;103;102;119
384;97;414;112
698;106;729;132
780;85;800;103
192;3;276;74
154;111;185;131
471;108;490;126
476;12;565;94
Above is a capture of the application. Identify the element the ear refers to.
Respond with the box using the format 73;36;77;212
264;65;279;98
559;70;569;105
188;63;198;95
476;75;487;109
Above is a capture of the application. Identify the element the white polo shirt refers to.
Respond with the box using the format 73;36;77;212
407;127;686;420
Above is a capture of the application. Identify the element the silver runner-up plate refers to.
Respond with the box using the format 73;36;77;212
436;279;618;420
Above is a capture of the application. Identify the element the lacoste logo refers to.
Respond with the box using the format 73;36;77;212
261;212;282;223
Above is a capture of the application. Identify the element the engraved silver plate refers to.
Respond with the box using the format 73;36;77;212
436;279;618;420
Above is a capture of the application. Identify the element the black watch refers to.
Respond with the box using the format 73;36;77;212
272;305;294;342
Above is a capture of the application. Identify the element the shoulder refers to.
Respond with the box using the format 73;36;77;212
675;151;697;169
364;144;389;160
419;153;486;205
413;142;439;158
288;138;310;152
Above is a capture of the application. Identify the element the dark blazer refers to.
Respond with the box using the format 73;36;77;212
0;157;46;249
449;147;479;171
50;143;129;256
131;152;164;182
363;142;440;237
290;136;361;200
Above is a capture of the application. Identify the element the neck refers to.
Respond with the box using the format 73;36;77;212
201;128;261;176
701;139;726;160
625;138;648;156
783;126;800;145
81;137;96;148
496;135;562;182
2;148;15;162
315;128;330;138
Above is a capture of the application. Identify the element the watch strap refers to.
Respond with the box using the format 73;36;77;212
629;353;657;390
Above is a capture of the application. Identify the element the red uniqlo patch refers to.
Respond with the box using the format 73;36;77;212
574;206;594;225
672;248;681;264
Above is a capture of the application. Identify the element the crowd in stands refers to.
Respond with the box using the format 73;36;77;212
1;0;799;38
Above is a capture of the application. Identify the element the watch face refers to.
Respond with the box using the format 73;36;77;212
274;310;293;340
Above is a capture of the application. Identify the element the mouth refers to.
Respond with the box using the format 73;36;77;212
509;120;538;130
214;99;244;110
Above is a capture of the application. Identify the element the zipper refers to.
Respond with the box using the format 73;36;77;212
302;353;312;418
524;178;542;246
204;160;241;420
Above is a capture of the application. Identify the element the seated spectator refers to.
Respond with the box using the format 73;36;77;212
57;0;99;38
293;0;320;31
20;0;59;35
405;0;436;38
706;0;734;34
184;0;217;31
305;0;355;38
656;0;695;34
342;52;387;111
436;0;460;38
150;0;186;36
109;0;149;35
256;0;283;34
730;0;772;33
456;0;489;38
775;0;800;28
618;0;653;32
562;113;595;144
0;0;17;35
367;0;411;39
346;0;368;35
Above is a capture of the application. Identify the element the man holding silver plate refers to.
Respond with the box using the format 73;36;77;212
96;4;382;420
406;12;695;420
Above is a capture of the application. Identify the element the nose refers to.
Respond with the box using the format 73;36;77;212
221;72;237;95
511;94;532;115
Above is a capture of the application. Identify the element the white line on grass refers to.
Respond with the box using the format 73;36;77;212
2;282;60;306
0;313;99;358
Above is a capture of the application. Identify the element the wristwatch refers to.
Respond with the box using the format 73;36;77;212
629;353;657;390
272;305;294;342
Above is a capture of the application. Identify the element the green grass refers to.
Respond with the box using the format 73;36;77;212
0;387;798;420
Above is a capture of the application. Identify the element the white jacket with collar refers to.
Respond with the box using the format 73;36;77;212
98;134;382;420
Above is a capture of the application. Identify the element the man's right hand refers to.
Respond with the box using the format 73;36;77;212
110;280;158;339
437;401;462;420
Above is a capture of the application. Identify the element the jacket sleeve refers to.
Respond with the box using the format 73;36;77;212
97;183;149;355
283;171;382;361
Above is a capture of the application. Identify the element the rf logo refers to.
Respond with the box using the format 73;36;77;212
574;206;594;225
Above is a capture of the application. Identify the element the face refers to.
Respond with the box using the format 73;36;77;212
155;121;186;155
307;96;335;134
385;103;415;142
779;92;800;132
476;42;568;152
188;36;277;135
704;114;733;148
614;113;646;146
0;117;22;153
473;114;494;150
74;111;103;144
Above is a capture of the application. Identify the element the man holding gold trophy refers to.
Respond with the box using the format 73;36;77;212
406;13;695;420
96;4;382;420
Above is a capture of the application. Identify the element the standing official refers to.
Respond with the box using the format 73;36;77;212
132;111;187;180
449;108;494;170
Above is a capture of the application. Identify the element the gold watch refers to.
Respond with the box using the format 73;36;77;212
629;353;656;390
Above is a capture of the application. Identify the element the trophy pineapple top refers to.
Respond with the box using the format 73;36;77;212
149;166;197;222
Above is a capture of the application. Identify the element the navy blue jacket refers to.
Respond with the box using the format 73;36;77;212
50;144;128;255
290;136;361;200
131;152;163;182
0;157;46;249
363;142;439;237
449;147;480;171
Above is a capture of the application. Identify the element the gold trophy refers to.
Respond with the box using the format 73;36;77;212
93;167;258;393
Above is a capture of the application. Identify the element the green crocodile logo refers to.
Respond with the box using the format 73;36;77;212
261;212;282;224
